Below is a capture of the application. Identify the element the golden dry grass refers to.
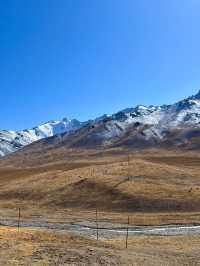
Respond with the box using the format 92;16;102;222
0;149;200;224
108;235;200;266
0;149;200;265
0;227;121;265
0;227;199;265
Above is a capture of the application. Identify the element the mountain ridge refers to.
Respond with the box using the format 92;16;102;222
0;118;86;156
1;90;200;156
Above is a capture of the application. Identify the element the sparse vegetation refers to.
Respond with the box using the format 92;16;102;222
0;150;200;217
0;149;200;264
0;227;199;265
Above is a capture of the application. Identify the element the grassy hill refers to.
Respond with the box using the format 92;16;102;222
0;148;200;225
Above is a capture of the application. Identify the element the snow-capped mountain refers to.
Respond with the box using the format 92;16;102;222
0;118;84;156
95;90;200;142
45;90;200;149
2;90;200;157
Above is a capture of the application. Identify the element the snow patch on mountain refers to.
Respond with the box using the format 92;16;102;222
2;90;200;156
0;118;83;156
87;90;200;144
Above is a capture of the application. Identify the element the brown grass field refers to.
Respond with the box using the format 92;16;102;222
0;148;200;264
0;149;200;223
0;227;199;265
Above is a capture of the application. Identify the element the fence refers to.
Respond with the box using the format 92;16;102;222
0;207;134;248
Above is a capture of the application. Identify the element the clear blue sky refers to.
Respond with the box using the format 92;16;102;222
1;0;200;130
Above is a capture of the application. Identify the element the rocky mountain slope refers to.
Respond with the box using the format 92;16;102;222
43;90;200;150
1;90;200;157
0;118;84;156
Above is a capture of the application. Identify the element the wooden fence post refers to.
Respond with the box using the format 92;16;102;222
18;208;21;232
128;155;131;180
126;216;130;248
96;207;99;241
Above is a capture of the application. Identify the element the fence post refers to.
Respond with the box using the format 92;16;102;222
18;208;21;232
128;155;130;180
96;207;99;241
126;216;130;248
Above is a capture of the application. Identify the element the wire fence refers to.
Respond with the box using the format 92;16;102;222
0;207;198;248
0;207;135;247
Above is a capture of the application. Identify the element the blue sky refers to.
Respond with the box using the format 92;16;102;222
0;0;200;130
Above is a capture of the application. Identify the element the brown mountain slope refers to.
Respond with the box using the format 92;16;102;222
0;147;200;225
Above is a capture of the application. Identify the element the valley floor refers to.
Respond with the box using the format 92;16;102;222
0;226;200;265
0;149;200;264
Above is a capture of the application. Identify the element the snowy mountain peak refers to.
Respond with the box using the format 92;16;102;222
194;90;200;99
2;90;200;156
188;90;200;100
0;118;83;156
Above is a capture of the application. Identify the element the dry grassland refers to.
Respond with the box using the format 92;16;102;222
0;227;199;265
0;150;200;224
